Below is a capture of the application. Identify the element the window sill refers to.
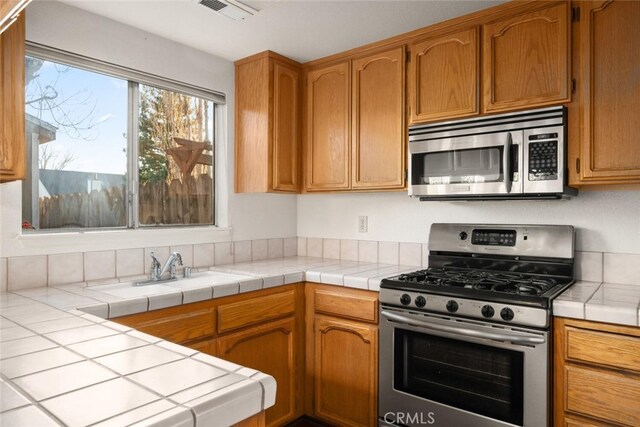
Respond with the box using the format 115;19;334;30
11;226;232;256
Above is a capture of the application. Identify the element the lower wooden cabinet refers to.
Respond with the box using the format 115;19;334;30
305;284;379;427
554;317;640;427
217;317;301;427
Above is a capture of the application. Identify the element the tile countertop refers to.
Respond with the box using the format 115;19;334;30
553;281;640;327
0;257;417;427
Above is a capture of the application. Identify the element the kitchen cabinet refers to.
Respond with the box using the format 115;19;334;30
304;47;405;192
569;0;640;185
351;47;405;190
0;12;25;183
304;61;351;191
114;285;304;427
409;27;479;124
305;284;378;427
554;317;640;426
235;51;301;193
482;2;570;113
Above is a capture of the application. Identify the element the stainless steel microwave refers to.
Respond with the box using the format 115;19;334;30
408;106;577;200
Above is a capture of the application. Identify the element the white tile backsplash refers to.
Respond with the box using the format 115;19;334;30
193;244;215;268
358;241;378;263
283;237;297;257
84;251;116;282
48;253;83;286
378;242;399;265
268;238;284;259
1;258;8;292
574;251;603;282
116;249;144;278
399;243;422;267
340;240;358;261
323;239;340;260
603;252;640;285
307;238;323;258
8;256;48;290
233;241;252;263
214;242;234;265
297;237;307;256
251;240;268;261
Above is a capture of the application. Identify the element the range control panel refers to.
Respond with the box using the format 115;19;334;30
471;229;517;246
528;133;559;181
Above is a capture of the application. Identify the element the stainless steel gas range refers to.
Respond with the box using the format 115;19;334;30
379;223;575;427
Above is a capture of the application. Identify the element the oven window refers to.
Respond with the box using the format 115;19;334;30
394;329;524;426
411;146;504;185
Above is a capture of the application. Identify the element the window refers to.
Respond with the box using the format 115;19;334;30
22;49;221;231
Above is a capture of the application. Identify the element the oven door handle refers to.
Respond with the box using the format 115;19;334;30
381;310;546;345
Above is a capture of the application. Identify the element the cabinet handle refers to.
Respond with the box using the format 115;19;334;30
576;158;581;174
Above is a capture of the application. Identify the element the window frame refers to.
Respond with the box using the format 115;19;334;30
25;42;224;232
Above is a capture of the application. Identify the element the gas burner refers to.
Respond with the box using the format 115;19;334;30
395;268;559;297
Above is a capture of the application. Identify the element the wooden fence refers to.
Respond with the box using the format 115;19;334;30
38;176;213;228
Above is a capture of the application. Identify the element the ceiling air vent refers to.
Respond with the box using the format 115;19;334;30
195;0;257;20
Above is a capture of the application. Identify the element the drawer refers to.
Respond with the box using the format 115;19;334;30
565;365;640;426
218;290;295;333
314;288;378;323
565;326;640;374
114;302;215;344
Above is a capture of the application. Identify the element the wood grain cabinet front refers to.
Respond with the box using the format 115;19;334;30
482;2;570;113
235;51;301;193
570;0;640;185
0;13;25;183
409;27;479;124
554;317;640;427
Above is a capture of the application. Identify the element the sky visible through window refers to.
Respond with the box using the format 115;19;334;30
25;57;128;175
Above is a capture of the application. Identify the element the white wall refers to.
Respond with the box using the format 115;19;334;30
297;188;640;254
0;1;296;257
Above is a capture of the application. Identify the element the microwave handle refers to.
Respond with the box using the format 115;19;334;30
381;310;545;345
504;134;512;193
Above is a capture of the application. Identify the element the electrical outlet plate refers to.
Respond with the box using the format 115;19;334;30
358;216;368;233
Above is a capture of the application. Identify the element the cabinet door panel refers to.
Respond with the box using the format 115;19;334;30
273;62;300;192
483;2;569;112
305;62;350;191
410;27;479;123
0;13;25;183
351;47;405;189
217;317;298;427
314;315;377;427
578;0;640;182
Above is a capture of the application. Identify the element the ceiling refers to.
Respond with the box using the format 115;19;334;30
52;0;505;63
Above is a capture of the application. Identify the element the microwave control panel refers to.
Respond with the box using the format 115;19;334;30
528;133;558;181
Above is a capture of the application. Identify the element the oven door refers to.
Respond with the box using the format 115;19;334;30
408;131;523;197
379;308;549;427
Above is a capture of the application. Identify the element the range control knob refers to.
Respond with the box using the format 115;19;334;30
400;294;411;306
459;231;468;240
500;307;515;321
446;300;459;313
415;296;426;308
481;305;495;318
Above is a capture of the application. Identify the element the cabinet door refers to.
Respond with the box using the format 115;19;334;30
576;0;640;183
272;61;300;192
305;62;350;191
314;315;377;427
0;13;25;183
217;317;299;427
351;47;405;189
482;2;570;113
410;27;479;124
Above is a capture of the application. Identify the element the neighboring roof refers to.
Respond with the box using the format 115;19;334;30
39;169;125;196
26;113;58;144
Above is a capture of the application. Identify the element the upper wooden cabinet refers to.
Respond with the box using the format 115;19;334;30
571;0;640;184
409;27;479;124
235;51;301;193
351;47;405;189
304;61;351;191
304;47;406;192
482;2;570;113
0;12;25;183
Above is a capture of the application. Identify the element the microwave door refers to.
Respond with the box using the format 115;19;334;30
409;132;521;197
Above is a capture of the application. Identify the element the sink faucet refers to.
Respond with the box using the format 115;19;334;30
148;251;183;281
